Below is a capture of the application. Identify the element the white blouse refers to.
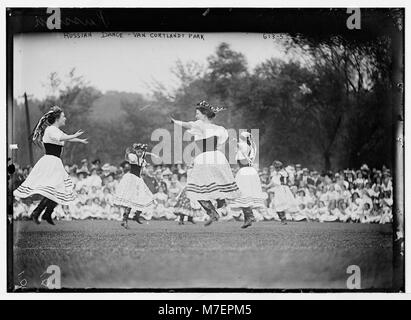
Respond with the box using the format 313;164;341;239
187;120;228;147
42;125;64;146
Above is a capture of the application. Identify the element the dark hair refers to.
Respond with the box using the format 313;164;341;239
31;106;64;145
196;106;215;119
47;108;63;124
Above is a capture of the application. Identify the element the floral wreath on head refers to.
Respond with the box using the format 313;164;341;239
196;100;226;114
133;143;148;151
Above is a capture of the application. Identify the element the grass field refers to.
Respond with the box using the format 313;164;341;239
12;220;394;290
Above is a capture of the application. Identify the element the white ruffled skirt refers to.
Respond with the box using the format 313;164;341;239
270;185;296;212
13;155;75;205
113;173;154;210
186;150;240;202
228;166;267;209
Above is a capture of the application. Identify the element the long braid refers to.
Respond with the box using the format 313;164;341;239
31;106;62;146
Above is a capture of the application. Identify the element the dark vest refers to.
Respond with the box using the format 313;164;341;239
195;136;218;153
44;143;63;158
130;164;142;177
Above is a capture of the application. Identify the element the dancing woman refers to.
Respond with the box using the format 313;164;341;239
113;143;154;229
228;132;267;228
266;160;295;224
171;100;240;226
14;106;88;225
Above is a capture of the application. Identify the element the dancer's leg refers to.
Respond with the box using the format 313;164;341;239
198;200;219;226
178;214;185;225
31;197;49;224
216;199;226;209
187;215;196;224
133;210;143;224
42;199;58;225
121;207;131;229
241;207;255;229
277;211;287;225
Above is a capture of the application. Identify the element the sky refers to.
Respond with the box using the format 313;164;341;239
14;32;293;101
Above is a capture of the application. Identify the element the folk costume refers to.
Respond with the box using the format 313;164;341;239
173;100;240;226
228;132;267;228
113;143;154;228
14;107;76;225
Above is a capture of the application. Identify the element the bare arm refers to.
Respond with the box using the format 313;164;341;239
70;137;89;144
170;117;193;129
59;130;85;142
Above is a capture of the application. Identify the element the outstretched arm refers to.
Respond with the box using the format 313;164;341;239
59;130;88;144
70;137;89;144
59;130;84;142
170;117;193;129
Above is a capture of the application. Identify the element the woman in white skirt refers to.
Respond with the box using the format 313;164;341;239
171;100;240;226
113;143;154;229
266;160;296;224
14;106;88;225
228;132;267;228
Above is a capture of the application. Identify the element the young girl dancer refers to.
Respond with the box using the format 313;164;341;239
265;160;295;224
113;143;154;229
228;132;267;228
173;182;203;225
14;106;88;225
171;100;240;226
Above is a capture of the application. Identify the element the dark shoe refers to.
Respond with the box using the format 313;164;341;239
133;215;143;224
42;212;55;225
32;211;41;224
241;216;255;229
121;221;129;229
204;215;218;227
178;220;185;225
31;198;48;224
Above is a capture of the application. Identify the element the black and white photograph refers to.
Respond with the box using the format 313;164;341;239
5;6;405;292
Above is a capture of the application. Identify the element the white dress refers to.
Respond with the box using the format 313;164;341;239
113;153;154;210
13;126;76;205
185;120;240;202
269;170;296;213
228;141;266;209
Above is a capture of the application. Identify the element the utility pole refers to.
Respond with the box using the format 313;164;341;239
23;92;34;166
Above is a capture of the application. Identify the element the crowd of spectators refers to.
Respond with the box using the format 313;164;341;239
11;158;393;224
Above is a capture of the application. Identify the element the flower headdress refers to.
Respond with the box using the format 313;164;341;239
196;100;226;114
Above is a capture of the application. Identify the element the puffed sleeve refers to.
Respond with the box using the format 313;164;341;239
187;120;205;138
127;153;138;163
217;126;228;145
46;126;63;142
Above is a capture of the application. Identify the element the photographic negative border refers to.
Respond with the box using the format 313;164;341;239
5;6;405;293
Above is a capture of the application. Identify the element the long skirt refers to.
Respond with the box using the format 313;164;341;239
186;150;240;202
270;185;296;212
14;155;75;205
173;187;203;217
228;166;266;209
113;173;154;210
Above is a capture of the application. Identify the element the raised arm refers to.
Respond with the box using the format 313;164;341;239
60;130;88;144
170;117;193;130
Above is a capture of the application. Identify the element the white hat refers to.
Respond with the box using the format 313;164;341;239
240;132;251;139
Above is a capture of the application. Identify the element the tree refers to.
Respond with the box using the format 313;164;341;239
39;68;102;164
206;42;249;127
